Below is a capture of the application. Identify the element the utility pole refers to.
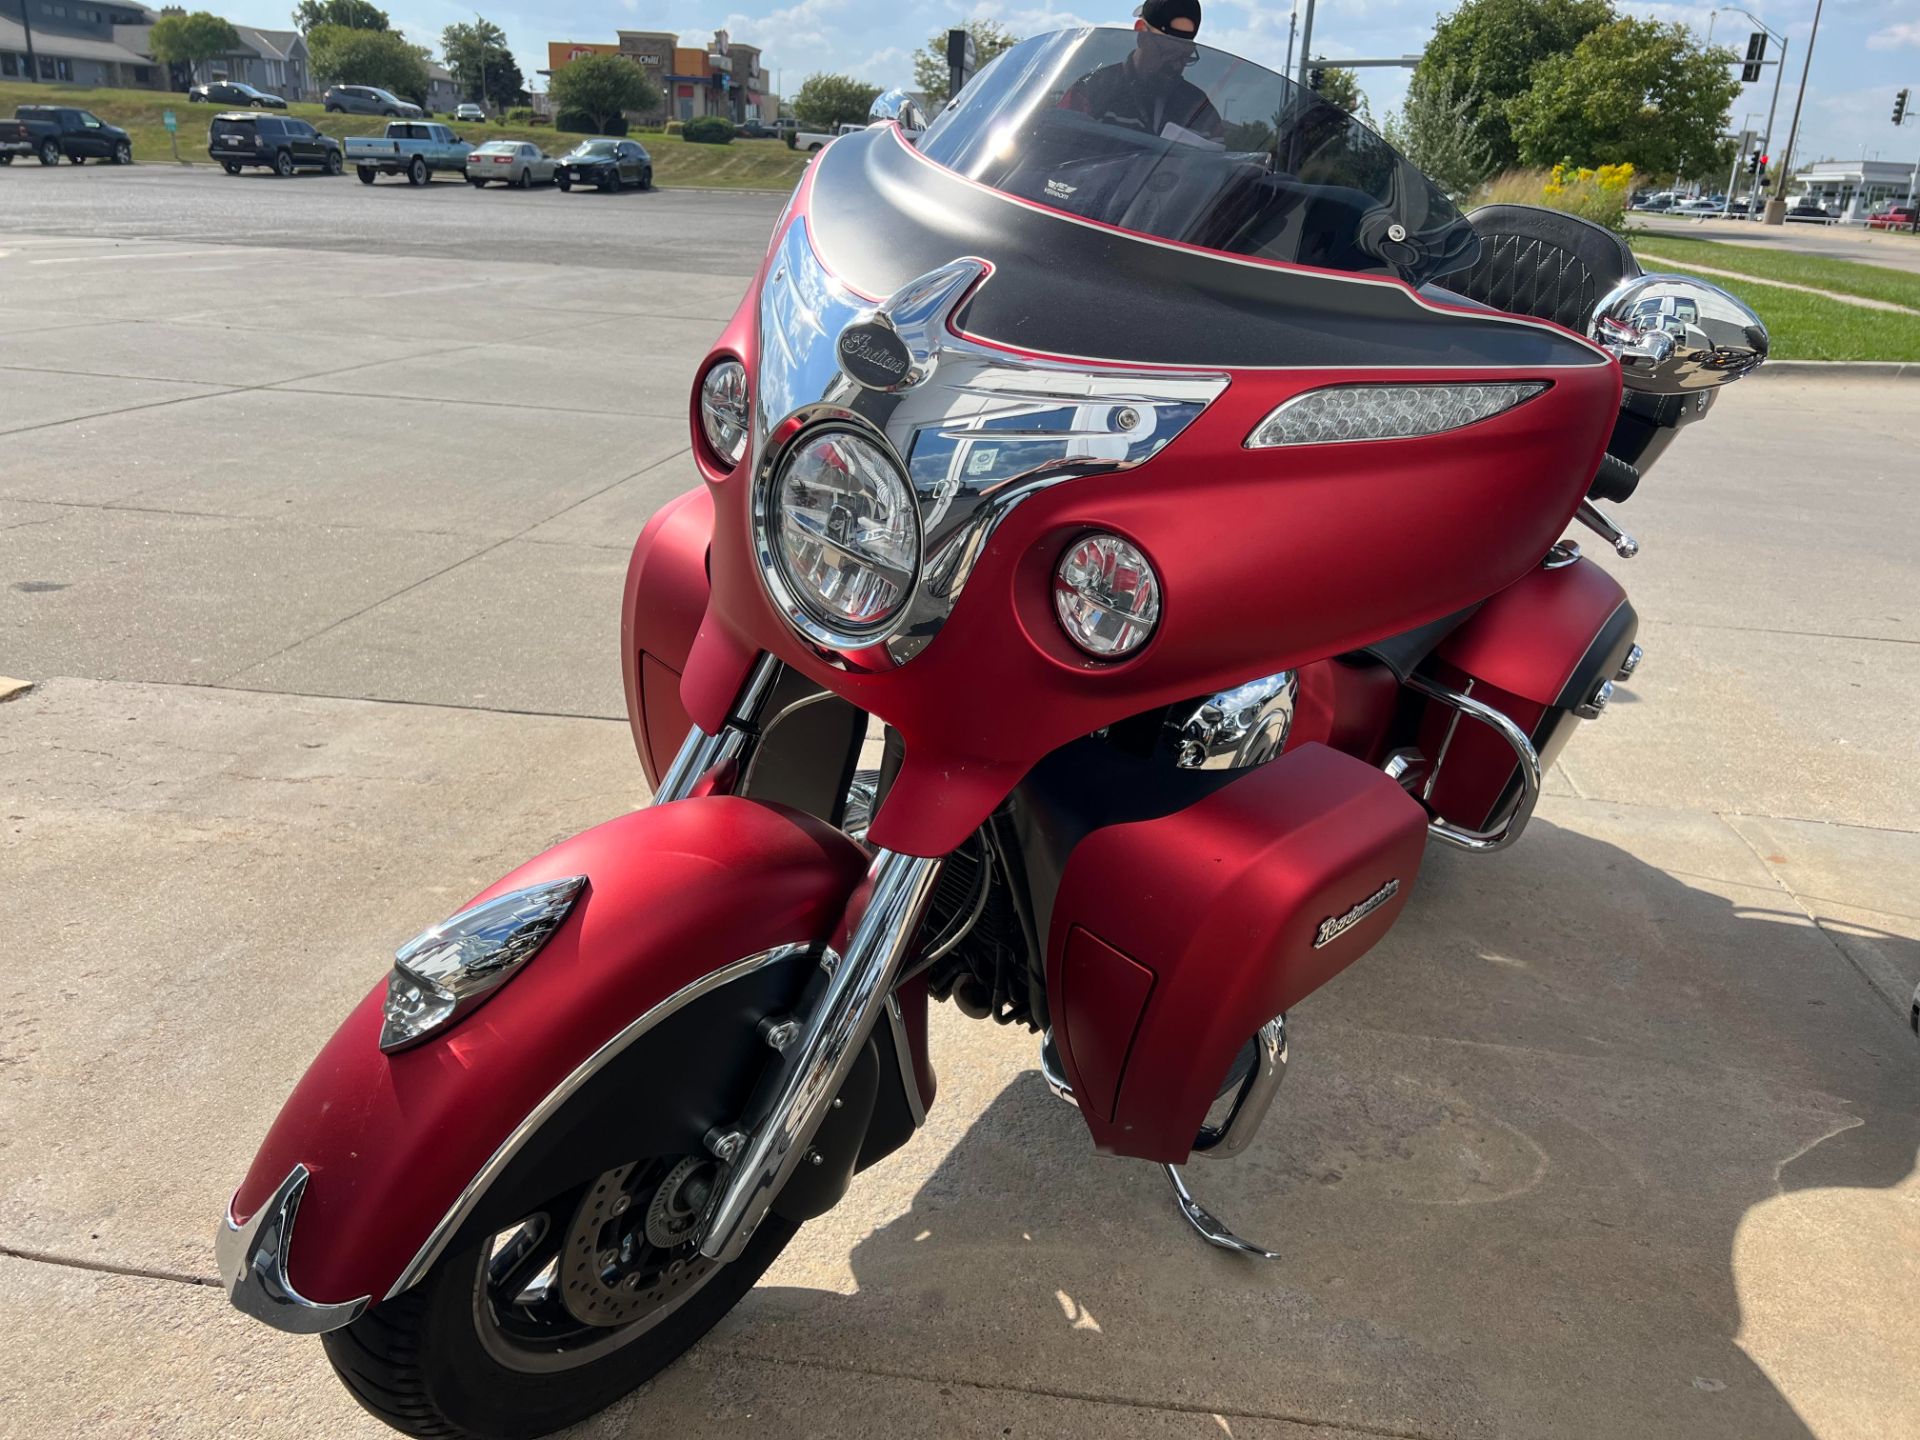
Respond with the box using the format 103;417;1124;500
1284;4;1297;79
1765;0;1823;224
20;0;40;83
1295;0;1316;91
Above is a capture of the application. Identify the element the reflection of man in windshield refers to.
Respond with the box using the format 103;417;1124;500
1059;0;1225;141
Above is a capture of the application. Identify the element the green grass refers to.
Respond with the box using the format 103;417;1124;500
1627;232;1920;311
1648;265;1920;362
0;80;809;189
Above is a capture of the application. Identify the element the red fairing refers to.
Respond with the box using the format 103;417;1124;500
677;177;1624;857
228;798;867;1307
1046;744;1428;1161
620;485;712;787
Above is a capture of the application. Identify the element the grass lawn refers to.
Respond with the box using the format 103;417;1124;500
1644;265;1920;362
1627;232;1920;312
0;80;808;190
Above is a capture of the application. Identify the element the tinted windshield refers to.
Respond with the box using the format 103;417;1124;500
917;27;1476;283
572;140;618;155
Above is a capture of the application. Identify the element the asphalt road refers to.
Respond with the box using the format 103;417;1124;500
0;162;791;273
3;186;1918;1440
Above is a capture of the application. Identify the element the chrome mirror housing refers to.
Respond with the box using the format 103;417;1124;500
868;88;928;137
1590;273;1768;393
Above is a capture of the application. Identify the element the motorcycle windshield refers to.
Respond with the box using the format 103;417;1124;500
917;27;1477;285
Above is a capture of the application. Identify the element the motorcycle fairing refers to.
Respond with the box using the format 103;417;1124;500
223;797;869;1314
679;145;1622;855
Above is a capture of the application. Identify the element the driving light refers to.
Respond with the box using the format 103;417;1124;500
699;360;750;466
770;429;919;636
1245;382;1546;447
1054;533;1160;658
378;875;586;1053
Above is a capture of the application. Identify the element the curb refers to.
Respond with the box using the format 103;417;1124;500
1749;361;1920;378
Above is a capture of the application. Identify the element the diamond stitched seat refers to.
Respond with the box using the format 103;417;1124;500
1448;204;1640;333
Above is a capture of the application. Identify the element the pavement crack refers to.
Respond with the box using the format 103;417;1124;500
0;1244;219;1290
703;1347;1452;1440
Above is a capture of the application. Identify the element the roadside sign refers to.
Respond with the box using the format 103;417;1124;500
163;109;176;133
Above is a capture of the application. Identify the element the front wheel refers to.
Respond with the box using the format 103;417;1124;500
39;140;60;166
112;141;131;165
322;1159;796;1440
638;166;652;191
324;149;343;176
556;174;571;192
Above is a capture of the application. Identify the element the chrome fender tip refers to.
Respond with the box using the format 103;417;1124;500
215;1165;370;1334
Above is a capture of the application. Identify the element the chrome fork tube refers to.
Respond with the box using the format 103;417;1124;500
699;847;945;1262
653;653;783;803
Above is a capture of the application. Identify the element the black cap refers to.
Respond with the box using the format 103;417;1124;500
1138;0;1203;36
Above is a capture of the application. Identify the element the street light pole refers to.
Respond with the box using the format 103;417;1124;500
1284;4;1297;79
20;0;40;83
1295;0;1316;91
1766;0;1824;224
1717;8;1788;217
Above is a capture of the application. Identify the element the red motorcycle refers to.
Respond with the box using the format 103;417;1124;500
216;28;1766;1439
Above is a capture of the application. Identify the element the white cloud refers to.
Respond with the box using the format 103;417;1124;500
1868;22;1920;51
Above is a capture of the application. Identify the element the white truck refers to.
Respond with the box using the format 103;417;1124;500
791;120;867;153
344;120;471;186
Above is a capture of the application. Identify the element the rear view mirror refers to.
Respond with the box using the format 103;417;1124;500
868;88;928;138
1590;274;1768;393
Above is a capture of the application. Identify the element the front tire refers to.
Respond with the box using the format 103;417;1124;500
113;141;132;165
39;140;60;166
322;1169;797;1440
556;174;571;192
638;166;652;191
325;149;344;176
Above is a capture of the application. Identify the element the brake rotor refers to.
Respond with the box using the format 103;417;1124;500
560;1159;721;1328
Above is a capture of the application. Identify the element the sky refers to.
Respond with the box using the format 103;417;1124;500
223;0;1919;170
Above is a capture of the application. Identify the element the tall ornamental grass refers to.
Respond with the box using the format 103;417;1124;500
1474;163;1635;232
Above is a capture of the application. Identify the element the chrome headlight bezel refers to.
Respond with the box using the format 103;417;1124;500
753;425;924;654
698;359;750;468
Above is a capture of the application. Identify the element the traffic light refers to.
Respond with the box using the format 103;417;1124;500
1896;88;1911;126
1745;151;1759;177
1308;68;1325;93
1742;32;1766;84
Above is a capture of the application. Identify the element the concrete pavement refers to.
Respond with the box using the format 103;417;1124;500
2;199;1918;1440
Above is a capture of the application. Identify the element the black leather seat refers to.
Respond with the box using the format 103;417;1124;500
1447;204;1640;333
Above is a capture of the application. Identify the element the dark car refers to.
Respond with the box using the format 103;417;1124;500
555;137;652;192
189;81;287;109
13;105;132;166
323;85;424;119
1785;200;1832;224
737;119;778;139
209;112;343;176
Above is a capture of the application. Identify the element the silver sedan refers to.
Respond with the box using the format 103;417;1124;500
465;141;555;189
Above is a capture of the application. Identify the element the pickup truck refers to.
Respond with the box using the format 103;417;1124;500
9;105;134;166
344;121;470;185
790;120;866;153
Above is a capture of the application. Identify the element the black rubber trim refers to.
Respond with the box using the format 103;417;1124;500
1552;599;1639;712
805;127;1611;372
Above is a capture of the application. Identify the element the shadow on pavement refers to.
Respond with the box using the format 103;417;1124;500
679;818;1920;1439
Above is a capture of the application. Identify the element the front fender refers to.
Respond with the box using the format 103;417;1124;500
222;797;868;1317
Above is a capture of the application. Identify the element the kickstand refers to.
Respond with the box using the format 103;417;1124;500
1164;1165;1279;1260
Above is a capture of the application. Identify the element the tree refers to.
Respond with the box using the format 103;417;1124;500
547;53;659;134
911;19;1018;106
307;23;429;98
1509;18;1742;179
793;73;881;130
441;16;510;106
1413;0;1614;172
1313;66;1370;122
482;52;528;111
1384;70;1495;195
291;0;388;33
147;11;241;78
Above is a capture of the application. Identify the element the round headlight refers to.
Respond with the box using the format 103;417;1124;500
771;430;919;636
699;360;749;467
1054;533;1161;658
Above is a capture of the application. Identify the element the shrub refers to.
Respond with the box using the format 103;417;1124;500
1473;163;1634;233
555;109;627;136
681;115;735;145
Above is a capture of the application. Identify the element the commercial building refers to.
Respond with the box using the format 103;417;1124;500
1789;159;1919;222
544;27;775;126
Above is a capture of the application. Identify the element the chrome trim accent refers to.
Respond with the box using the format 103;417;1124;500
868;88;928;135
1423;677;1471;804
1167;671;1297;770
1616;643;1644;682
754;220;1228;668
1404;675;1542;854
1543;539;1581;569
1313;883;1401;949
216;1165;371;1334
1590;273;1769;392
379;876;587;1053
385;943;817;1300
883;992;928;1126
653;654;783;803
1038;1031;1078;1108
1164;1164;1279;1260
1574;678;1615;721
1193;1014;1287;1160
699;849;944;1263
1576;500;1638;559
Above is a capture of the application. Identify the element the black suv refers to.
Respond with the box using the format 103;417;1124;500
209;113;344;176
189;81;287;109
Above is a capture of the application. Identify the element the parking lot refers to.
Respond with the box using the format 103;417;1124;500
3;167;1919;1440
